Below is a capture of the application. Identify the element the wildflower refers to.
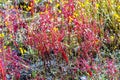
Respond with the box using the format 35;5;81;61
73;12;79;17
58;10;61;13
69;16;73;22
35;0;41;4
19;47;27;55
93;39;100;44
5;21;8;26
114;13;120;18
26;6;31;11
78;1;85;8
10;34;12;38
0;49;2;52
110;35;114;41
49;0;52;3
96;3;100;8
0;33;4;38
53;27;58;32
4;46;7;49
85;0;89;5
113;13;120;22
11;5;14;9
56;3;60;8
23;5;27;9
118;6;120;9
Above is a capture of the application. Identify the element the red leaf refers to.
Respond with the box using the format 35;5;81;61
0;59;6;80
87;70;92;77
61;51;69;63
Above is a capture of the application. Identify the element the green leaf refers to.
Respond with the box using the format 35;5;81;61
32;71;37;78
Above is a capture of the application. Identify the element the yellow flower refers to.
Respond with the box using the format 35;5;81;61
5;21;8;26
118;6;120;9
35;0;39;4
96;3;99;8
10;34;12;38
93;39;99;44
58;10;61;13
0;33;4;38
78;2;85;8
56;3;60;8
4;46;7;49
114;13;120;18
23;5;27;9
110;35;114;41
26;6;31;11
85;0;89;5
19;47;27;55
53;27;58;32
45;10;48;14
0;49;2;53
113;13;120;22
73;12;79;17
46;3;49;8
69;16;73;23
49;0;52;3
11;5;14;9
40;12;44;14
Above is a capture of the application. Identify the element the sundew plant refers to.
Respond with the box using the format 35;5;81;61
0;0;120;80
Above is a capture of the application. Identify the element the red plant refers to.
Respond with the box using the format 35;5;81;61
105;59;118;76
25;2;70;63
76;58;93;77
0;46;30;79
26;26;69;63
0;59;6;80
73;17;100;58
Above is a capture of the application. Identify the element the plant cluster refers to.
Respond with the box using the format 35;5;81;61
0;0;120;80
